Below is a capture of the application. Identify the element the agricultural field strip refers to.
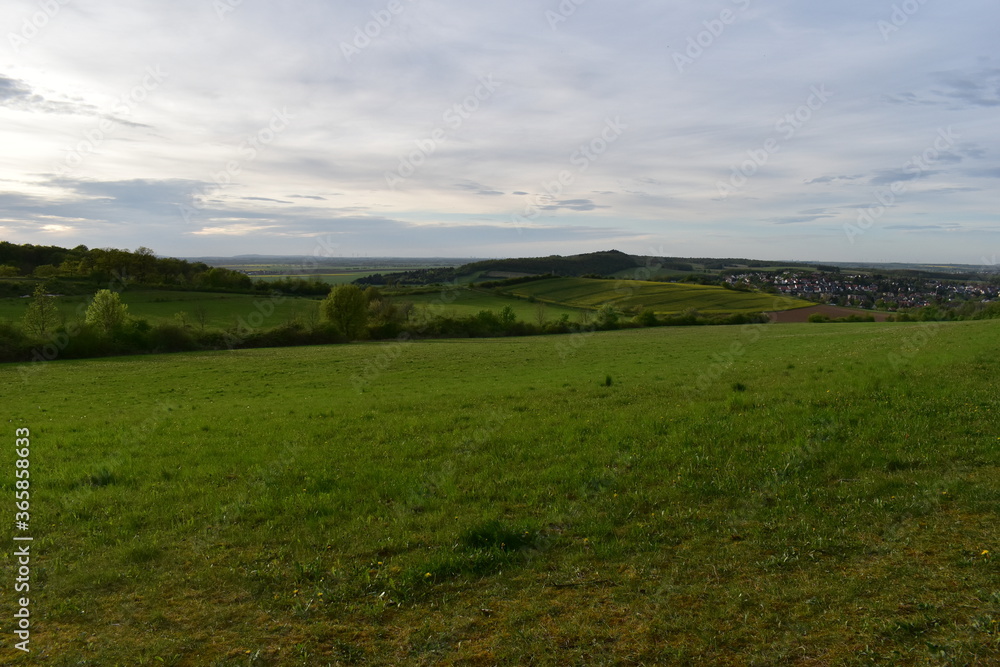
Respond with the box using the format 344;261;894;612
507;277;814;313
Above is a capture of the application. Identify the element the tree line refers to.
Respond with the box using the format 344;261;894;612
1;282;769;365
0;242;333;296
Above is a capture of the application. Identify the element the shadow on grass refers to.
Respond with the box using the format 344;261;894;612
397;519;547;599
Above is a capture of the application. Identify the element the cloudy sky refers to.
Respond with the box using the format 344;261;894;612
0;0;997;262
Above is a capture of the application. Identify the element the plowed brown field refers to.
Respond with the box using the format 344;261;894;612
767;304;890;322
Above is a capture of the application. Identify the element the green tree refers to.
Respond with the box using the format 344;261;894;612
635;308;658;327
32;264;59;279
132;246;156;283
23;285;59;337
535;302;547;327
499;305;516;327
321;284;368;339
0;264;20;277
596;303;620;329
85;289;129;335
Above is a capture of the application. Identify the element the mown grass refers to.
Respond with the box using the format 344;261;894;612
1;320;998;664
506;277;814;314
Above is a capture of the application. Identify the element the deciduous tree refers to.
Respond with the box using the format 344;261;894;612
85;289;129;335
321;284;368;339
23;285;59;337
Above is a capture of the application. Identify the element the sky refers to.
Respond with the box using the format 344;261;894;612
0;0;997;263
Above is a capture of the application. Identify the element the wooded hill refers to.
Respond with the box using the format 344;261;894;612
354;249;822;286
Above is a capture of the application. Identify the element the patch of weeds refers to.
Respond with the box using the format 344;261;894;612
84;467;119;488
294;556;326;583
580;475;615;497
333;640;366;664
398;519;544;599
884;458;925;472
125;543;163;565
460;519;538;551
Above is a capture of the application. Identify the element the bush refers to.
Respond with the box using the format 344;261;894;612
60;323;115;359
0;321;31;362
596;304;620;329
321;284;368;340
635;308;659;327
149;323;197;353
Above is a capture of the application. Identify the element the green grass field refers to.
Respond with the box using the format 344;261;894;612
252;272;383;286
2;320;998;664
0;286;579;333
397;287;584;322
505;277;814;314
0;291;322;330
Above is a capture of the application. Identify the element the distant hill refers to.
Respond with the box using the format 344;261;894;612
462;250;659;276
354;250;824;286
503;277;813;315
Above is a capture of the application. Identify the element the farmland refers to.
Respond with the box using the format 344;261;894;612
0;277;813;342
503;277;815;314
2;320;998;664
0;290;322;330
252;272;384;286
395;287;584;322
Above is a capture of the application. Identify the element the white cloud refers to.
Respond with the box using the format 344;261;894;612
0;0;997;261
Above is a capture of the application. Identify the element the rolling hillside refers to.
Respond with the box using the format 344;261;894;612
504;277;813;314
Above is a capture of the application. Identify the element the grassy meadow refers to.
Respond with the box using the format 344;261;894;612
2;320;999;664
505;277;814;314
252;273;383;286
397;287;584;322
0;291;323;331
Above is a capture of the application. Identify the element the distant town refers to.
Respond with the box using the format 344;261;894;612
724;271;1000;311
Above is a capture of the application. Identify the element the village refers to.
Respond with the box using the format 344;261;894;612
724;270;1000;311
